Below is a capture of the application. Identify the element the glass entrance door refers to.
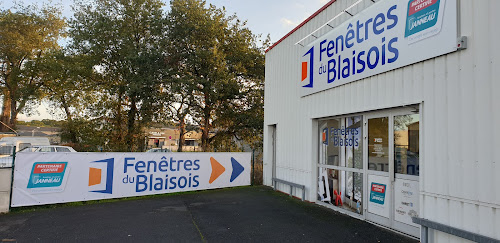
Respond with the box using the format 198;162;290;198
365;115;391;226
364;108;420;238
392;112;420;237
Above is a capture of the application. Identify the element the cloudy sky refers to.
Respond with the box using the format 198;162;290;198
2;0;330;43
1;0;330;120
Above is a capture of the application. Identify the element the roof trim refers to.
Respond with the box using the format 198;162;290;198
265;0;337;53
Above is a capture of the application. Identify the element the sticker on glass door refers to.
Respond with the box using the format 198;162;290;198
367;175;390;218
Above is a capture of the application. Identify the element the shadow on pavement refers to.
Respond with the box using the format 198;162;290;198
0;186;417;243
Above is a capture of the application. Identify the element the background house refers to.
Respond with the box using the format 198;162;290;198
16;125;62;144
146;127;202;151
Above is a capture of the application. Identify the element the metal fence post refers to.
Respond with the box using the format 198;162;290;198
251;149;255;185
8;146;16;212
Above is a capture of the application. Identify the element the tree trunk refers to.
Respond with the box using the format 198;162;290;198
9;97;18;131
114;91;125;150
201;127;209;152
9;88;28;131
126;97;137;152
62;97;78;143
201;111;211;152
138;133;146;152
0;89;11;132
177;118;185;152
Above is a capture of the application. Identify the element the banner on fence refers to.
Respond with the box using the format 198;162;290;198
11;152;251;207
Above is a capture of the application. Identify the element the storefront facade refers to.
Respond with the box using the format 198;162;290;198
264;0;499;241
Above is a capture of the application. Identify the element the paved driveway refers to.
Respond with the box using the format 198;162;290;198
0;186;417;242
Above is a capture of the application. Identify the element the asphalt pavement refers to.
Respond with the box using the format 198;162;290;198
0;186;417;243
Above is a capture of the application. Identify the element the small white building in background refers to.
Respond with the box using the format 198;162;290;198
264;0;499;242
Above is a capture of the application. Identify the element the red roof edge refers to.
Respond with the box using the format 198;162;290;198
265;0;337;53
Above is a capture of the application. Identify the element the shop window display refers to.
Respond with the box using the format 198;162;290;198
320;116;362;168
319;116;364;214
318;168;363;215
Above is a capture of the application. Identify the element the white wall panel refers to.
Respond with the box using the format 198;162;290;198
0;168;12;213
491;0;500;208
434;231;476;243
264;0;499;240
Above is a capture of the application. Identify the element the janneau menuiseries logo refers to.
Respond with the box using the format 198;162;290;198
405;0;441;40
28;162;68;189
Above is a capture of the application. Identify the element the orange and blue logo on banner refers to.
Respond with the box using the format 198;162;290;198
88;158;114;194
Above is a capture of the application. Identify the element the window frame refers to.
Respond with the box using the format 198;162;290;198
318;114;365;213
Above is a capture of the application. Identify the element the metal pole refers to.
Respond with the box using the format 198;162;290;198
251;149;255;185
8;146;16;212
0;121;18;136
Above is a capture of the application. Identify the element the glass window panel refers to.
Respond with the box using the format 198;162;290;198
319;119;341;166
345;116;363;169
394;114;420;176
19;143;31;151
57;147;71;152
0;146;13;155
39;147;55;152
319;122;327;165
327;119;341;166
346;171;363;203
320;116;363;169
317;168;363;215
368;117;389;172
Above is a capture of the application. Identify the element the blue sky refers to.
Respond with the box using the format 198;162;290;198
204;0;330;43
1;0;330;121
2;0;329;44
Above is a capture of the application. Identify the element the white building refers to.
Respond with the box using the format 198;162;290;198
263;0;499;242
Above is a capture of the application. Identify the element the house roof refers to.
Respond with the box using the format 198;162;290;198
146;128;204;140
17;131;49;137
17;125;61;132
15;126;61;137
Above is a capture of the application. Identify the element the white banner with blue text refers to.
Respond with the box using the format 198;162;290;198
300;0;457;96
11;152;250;207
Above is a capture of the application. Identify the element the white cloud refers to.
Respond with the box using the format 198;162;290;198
294;3;305;8
319;0;330;4
280;18;299;28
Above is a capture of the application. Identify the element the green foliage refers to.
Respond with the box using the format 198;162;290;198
69;0;169;151
4;0;266;152
59;118;109;151
167;0;266;151
37;48;99;143
0;4;65;129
